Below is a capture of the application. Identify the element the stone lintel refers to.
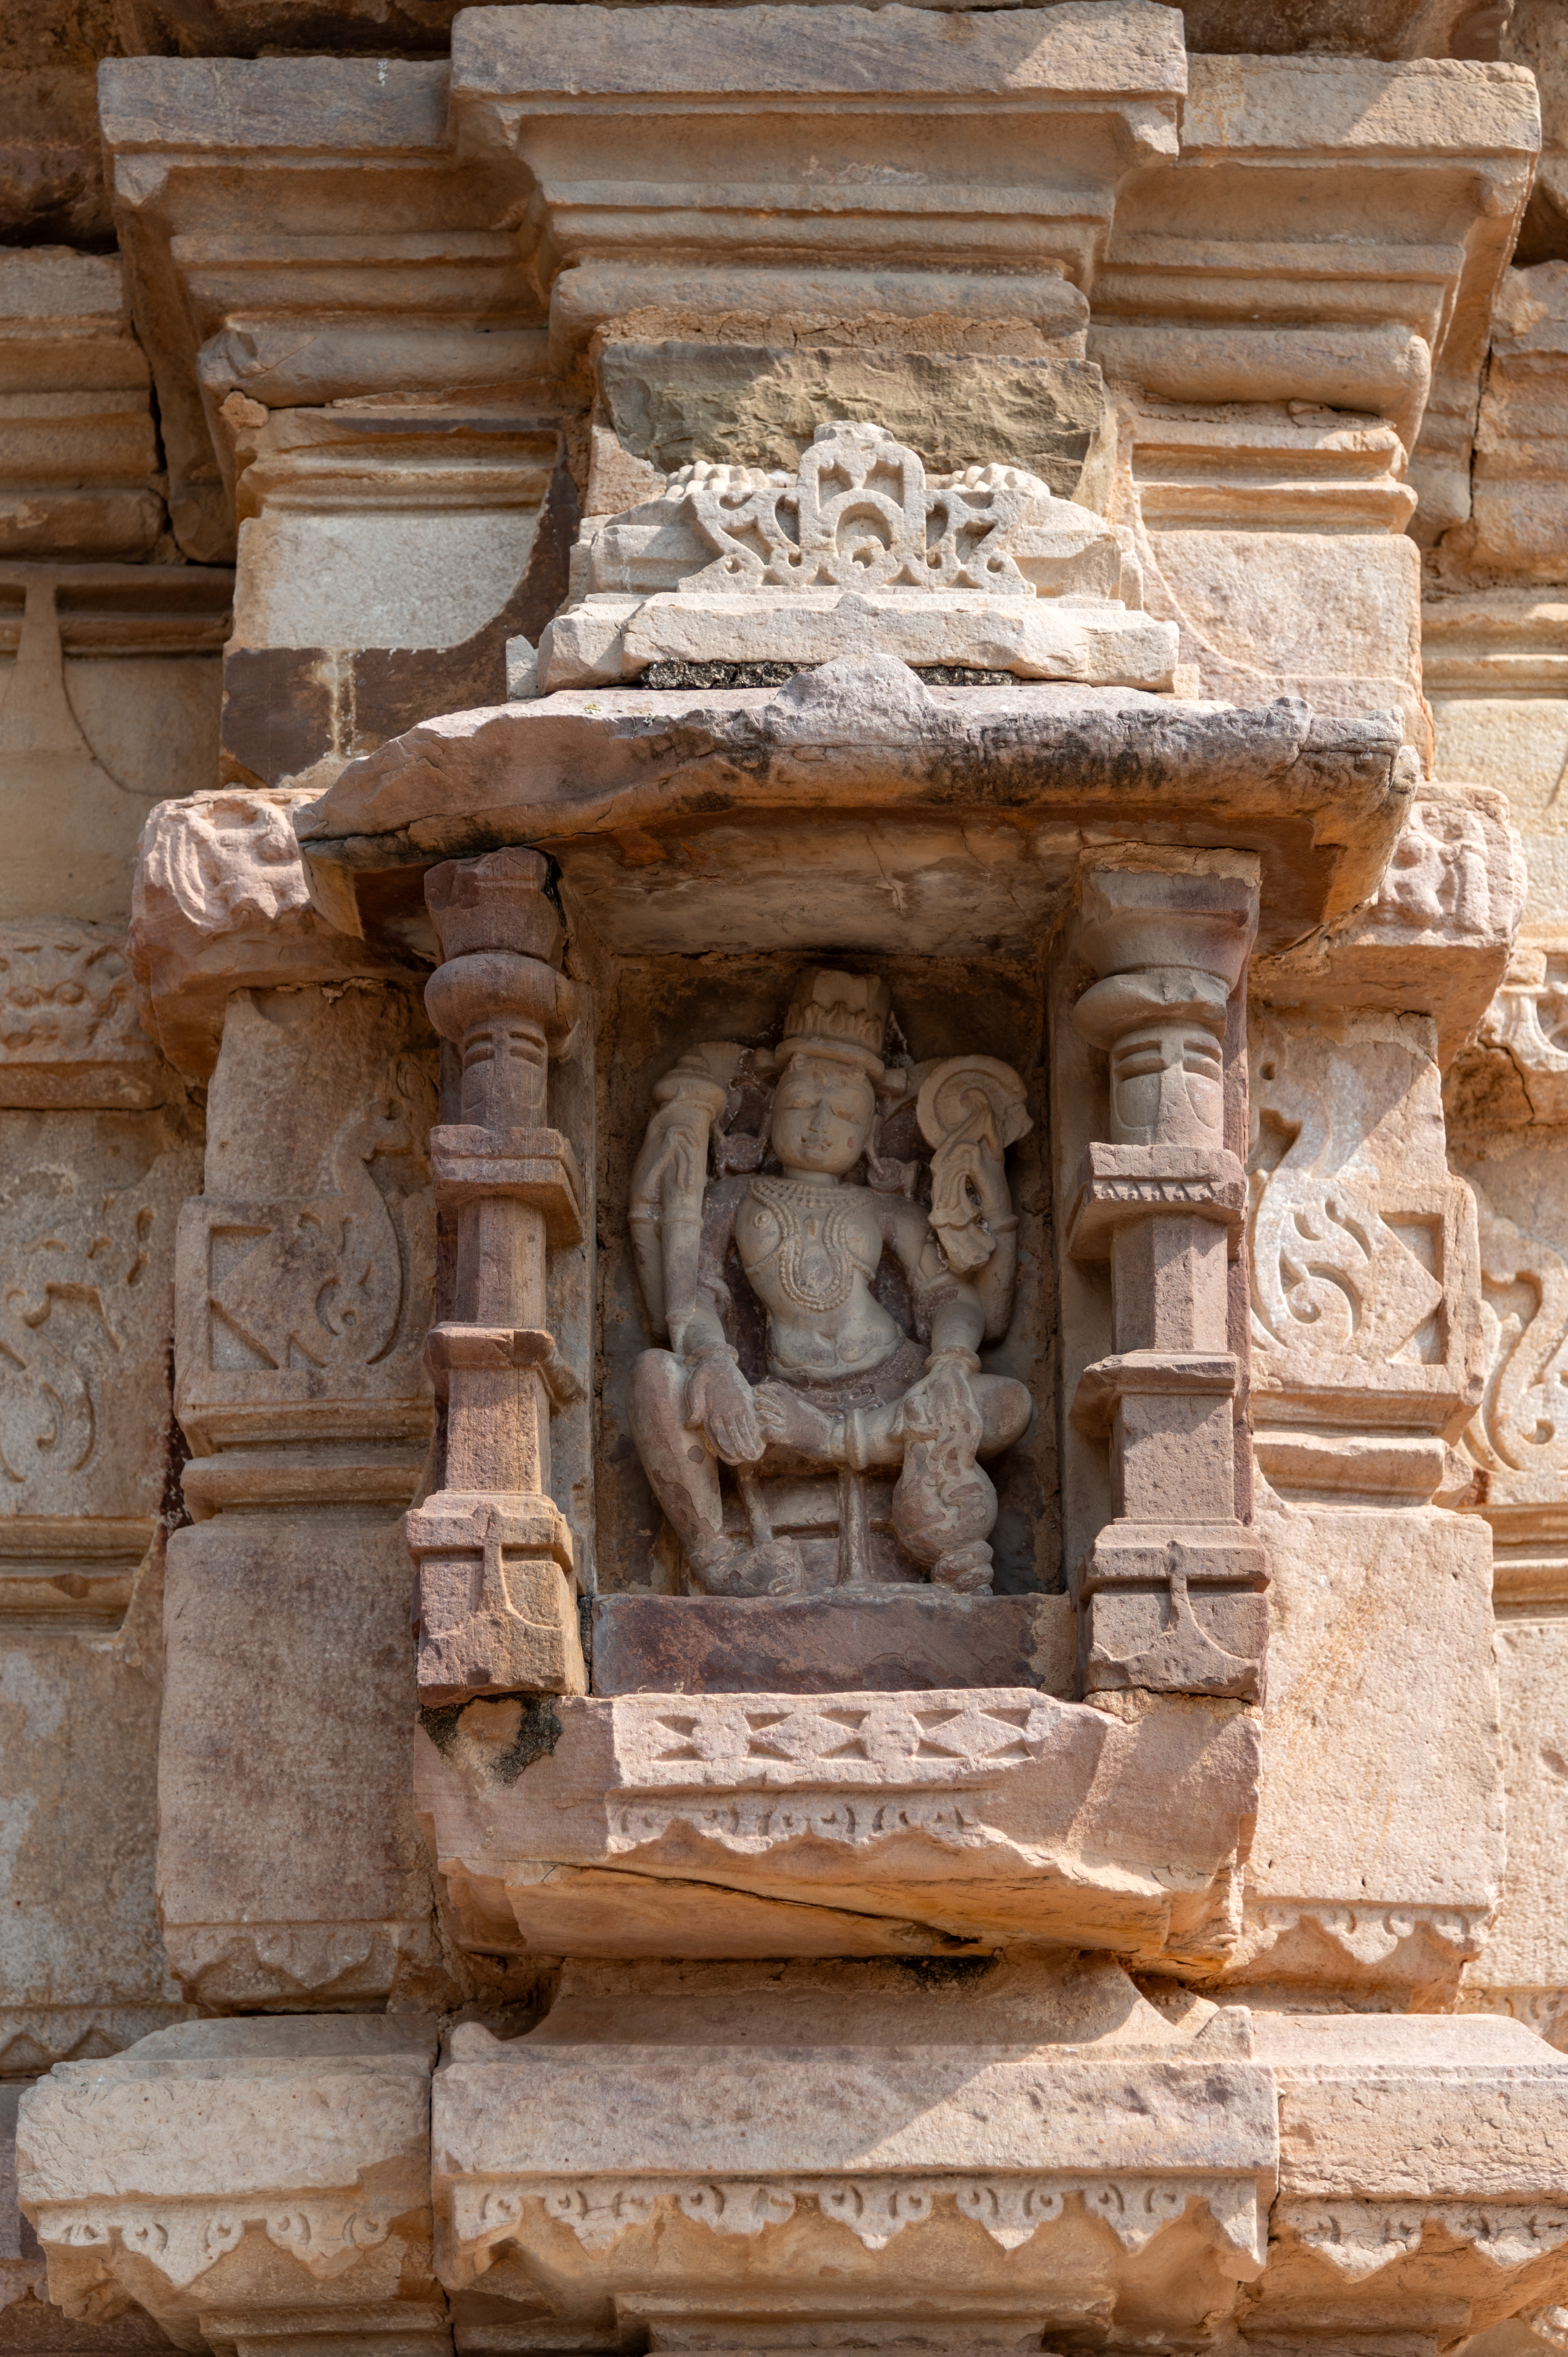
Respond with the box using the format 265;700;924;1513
295;664;1413;960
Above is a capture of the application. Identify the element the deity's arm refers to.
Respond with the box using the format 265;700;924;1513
628;1042;744;1353
881;1200;987;1357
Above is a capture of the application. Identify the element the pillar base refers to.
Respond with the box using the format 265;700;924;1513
409;1491;583;1707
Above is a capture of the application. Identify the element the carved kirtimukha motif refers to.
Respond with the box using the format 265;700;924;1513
627;968;1032;1597
539;419;1179;690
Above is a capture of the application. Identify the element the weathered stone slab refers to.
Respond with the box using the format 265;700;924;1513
17;2017;447;2352
590;1593;1071;1698
431;1959;1275;2343
416;1683;1258;1965
297;661;1414;959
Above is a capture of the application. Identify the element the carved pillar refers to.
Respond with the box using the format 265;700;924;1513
408;847;587;1706
1065;859;1269;1700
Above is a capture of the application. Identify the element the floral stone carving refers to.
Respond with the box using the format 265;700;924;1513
539;420;1180;690
627;966;1032;1598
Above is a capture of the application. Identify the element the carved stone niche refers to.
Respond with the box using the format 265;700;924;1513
292;585;1415;1988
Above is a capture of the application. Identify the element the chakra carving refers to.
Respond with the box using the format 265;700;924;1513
627;968;1032;1596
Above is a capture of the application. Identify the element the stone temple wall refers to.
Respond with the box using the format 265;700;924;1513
3;4;1568;2354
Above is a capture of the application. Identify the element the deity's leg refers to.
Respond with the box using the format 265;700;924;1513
626;1348;726;1560
626;1348;804;1597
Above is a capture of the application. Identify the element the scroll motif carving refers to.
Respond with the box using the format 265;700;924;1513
1463;1189;1568;1503
453;2173;1266;2264
626;967;1031;1598
175;1056;437;1451
0;1186;155;1493
202;1103;428;1376
1247;1009;1483;1497
1479;943;1568;1121
1280;2198;1568;2278
679;436;1086;598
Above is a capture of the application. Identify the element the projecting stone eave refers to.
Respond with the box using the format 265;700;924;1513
294;657;1415;959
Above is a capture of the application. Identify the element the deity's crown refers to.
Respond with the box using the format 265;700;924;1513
777;968;892;1083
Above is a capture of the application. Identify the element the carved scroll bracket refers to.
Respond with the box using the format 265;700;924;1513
1066;857;1269;1701
407;846;588;1706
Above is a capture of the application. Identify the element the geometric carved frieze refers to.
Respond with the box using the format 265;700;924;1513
1277;2197;1568;2279
449;2170;1268;2268
17;2016;441;2345
414;1684;1261;1965
435;2016;1279;2304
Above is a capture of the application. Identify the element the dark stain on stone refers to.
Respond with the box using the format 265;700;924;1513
418;1694;562;1786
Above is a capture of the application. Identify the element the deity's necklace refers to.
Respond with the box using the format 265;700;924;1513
747;1174;862;1313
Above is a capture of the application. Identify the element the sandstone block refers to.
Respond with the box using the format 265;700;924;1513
298;664;1412;960
158;1516;443;2011
595;345;1115;507
1218;1505;1504;1999
1250;2013;1568;2339
17;2018;445;2353
431;1957;1275;2346
589;1593;1072;1698
415;1683;1259;1965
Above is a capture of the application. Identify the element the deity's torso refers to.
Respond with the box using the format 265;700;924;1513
735;1175;902;1381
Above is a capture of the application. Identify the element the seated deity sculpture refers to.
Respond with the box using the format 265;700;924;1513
627;968;1033;1597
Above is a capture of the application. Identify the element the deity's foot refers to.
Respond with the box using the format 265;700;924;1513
931;1540;995;1596
753;1380;840;1459
688;1534;807;1598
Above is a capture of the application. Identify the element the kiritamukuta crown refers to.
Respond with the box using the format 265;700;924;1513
776;967;892;1084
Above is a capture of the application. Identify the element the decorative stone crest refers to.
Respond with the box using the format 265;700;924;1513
539;420;1180;690
627;966;1032;1597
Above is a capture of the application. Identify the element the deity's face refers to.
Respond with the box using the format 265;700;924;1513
769;1053;876;1178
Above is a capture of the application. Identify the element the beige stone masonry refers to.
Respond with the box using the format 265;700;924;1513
16;2017;448;2355
0;248;161;563
449;2;1186;359
1094;53;1540;539
414;1680;1260;1965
